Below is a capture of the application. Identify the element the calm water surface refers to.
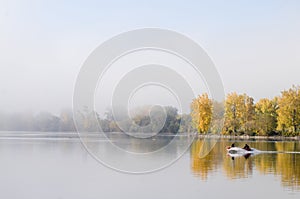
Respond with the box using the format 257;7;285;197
0;132;299;199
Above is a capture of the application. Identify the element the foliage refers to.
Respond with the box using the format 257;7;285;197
276;85;300;135
203;86;299;136
210;101;225;134
224;93;255;135
255;98;278;135
178;114;196;133
191;93;213;134
160;106;181;134
0;85;299;136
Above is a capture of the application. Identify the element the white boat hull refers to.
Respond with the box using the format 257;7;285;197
227;147;260;155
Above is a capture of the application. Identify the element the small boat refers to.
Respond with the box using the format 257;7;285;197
226;147;254;155
226;145;261;159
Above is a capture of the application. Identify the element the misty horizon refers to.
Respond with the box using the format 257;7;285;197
1;1;300;114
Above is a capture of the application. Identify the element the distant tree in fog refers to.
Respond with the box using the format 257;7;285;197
33;111;60;132
59;109;75;131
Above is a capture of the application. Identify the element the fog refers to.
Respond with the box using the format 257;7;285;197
1;0;300;115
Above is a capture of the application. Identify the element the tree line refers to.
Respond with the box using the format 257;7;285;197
74;106;183;134
1;85;298;136
0;109;75;132
0;106;189;134
191;85;300;136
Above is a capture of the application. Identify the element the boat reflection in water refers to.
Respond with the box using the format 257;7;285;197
190;138;300;190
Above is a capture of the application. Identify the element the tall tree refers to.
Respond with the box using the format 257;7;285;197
59;109;75;131
210;101;225;134
191;93;213;134
160;106;181;134
276;85;300;135
224;92;245;134
224;93;255;135
34;111;60;132
178;114;196;133
243;95;256;134
255;98;278;135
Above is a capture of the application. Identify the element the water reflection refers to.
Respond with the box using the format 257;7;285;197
190;139;300;190
1;134;299;199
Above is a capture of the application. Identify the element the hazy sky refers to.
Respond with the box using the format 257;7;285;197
0;0;300;114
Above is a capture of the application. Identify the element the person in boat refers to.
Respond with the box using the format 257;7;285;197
243;144;251;151
226;143;235;150
227;143;251;151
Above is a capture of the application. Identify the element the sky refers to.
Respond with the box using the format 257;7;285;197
0;0;300;114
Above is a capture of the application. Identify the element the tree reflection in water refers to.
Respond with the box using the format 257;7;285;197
190;139;300;190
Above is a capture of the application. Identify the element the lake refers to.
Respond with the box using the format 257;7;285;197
0;132;299;199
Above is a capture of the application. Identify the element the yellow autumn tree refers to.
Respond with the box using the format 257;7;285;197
276;85;300;135
191;93;213;134
224;93;245;134
224;93;255;135
255;98;278;135
243;94;256;134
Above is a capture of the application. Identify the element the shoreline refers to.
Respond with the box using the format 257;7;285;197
195;134;300;141
0;131;299;141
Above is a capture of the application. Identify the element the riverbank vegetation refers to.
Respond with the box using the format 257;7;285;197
0;85;299;136
191;85;300;136
0;106;183;134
